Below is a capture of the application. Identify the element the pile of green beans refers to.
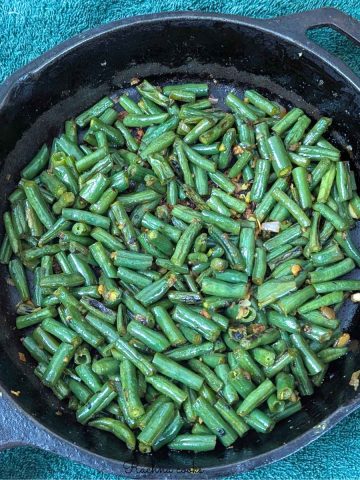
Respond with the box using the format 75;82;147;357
2;79;358;453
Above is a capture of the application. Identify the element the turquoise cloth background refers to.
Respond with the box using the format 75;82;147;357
0;0;360;478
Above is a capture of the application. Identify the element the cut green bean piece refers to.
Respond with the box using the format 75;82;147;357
193;396;238;447
153;353;203;391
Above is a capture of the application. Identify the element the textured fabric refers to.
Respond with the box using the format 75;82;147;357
0;0;359;478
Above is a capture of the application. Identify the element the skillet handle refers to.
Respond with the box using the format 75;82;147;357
0;391;64;451
0;392;34;449
263;7;360;45
0;391;115;473
261;7;360;84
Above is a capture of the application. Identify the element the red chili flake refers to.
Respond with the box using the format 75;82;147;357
18;352;26;363
118;110;128;121
135;128;144;141
288;143;300;151
350;370;360;391
243;370;252;380
244;208;254;219
233;145;244;155
250;324;266;335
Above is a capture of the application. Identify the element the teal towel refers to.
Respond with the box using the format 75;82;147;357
0;0;360;478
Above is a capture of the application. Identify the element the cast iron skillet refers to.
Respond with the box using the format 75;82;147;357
0;7;359;479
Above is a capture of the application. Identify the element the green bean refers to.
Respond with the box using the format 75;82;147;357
168;290;202;305
0;234;12;264
41;317;82;346
263;349;297;378
169;433;217;452
251;247;267;285
292;166;312;209
61;209;109;230
193;396;238;446
76;97;113;127
9;259;30;301
192;143;220;155
65;305;104;346
228;151;252;179
22;336;50;363
119;359;144;419
188;358;223;392
245;90;279;116
267;310;301;334
22;180;55;229
217;128;236;170
298;291;344;314
277;285;316;315
317;347;348;363
302;117;332;145
276;372;295;400
267;135;292;177
244;408;275;433
152;353;203;391
110;201;139;252
146;374;187;405
254;177;289;222
233;348;265;384
228;368;255;398
298;145;340;162
271;401;302;422
310;258;355;283
272;189;310;228
199;114;235;145
67;254;96;286
267;393;285;413
164;83;208;96
314;280;360;294
119;94;142;114
249;159;270;203
290;334;324;375
89;417;136;450
79;296;116;324
334;231;360;267
16;306;56;330
212;364;238;405
39;273;84;289
257;279;297;309
272;108;303;135
75;147;108;174
42;342;77;386
226;93;258;121
114;337;155;376
32;326;59;354
99;107;118;125
76;381;117;424
75;364;102;393
153;413;185;451
173;305;221;342
127;320;170;352
21;144;50;180
201;277;248;299
284;114;311;147
315;163;335;204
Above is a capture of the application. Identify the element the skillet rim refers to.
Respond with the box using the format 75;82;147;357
0;9;360;478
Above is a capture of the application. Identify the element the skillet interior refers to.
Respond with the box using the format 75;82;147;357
0;13;359;474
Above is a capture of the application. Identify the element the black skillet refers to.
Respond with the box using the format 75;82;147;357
0;7;359;479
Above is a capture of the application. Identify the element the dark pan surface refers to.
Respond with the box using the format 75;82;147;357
0;9;359;478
